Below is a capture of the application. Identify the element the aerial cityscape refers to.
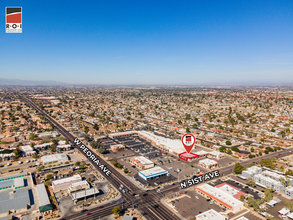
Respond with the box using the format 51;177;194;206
1;0;293;220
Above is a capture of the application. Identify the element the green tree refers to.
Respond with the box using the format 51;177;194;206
46;174;53;180
285;202;293;212
186;127;190;133
32;153;39;159
264;188;273;202
219;146;226;152
226;140;232;146
93;123;99;130
248;162;255;167
234;162;246;174
286;169;293;176
226;149;232;155
246;178;256;187
112;206;121;215
75;161;80;166
250;147;254;152
260;159;276;169
240;195;245;201
13;148;22;160
231;146;240;152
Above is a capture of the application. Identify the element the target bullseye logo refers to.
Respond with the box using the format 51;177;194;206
181;133;195;154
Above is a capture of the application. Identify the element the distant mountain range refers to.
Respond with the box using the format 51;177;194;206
0;78;67;86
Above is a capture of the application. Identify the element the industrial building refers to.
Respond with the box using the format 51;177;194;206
0;178;24;191
0;173;27;182
130;156;154;170
0;188;30;215
197;184;244;213
241;166;262;179
41;153;68;165
199;159;218;169
37;184;53;214
196;209;225;220
52;175;82;191
138;166;169;181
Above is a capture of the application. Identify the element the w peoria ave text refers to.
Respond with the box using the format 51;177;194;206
74;138;112;176
180;170;220;189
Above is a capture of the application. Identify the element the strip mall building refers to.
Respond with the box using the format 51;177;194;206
197;183;244;213
109;131;224;160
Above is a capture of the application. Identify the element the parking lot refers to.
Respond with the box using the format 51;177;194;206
172;190;223;219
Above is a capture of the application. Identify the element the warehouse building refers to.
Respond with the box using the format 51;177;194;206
199;159;218;169
130;156;154;170
52;175;82;191
37;184;53;214
197;184;244;213
196;209;225;220
41;153;68;165
0;179;24;191
0;173;27;182
138;167;169;181
0;188;30;215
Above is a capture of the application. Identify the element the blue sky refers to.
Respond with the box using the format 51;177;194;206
0;0;293;85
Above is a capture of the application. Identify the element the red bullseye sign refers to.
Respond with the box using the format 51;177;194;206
181;133;195;154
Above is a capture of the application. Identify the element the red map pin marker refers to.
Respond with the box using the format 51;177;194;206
181;133;196;154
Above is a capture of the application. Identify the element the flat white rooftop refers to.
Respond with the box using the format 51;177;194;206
236;217;249;220
20;145;33;152
139;167;168;178
69;180;89;188
217;184;239;196
196;209;225;220
197;184;243;209
133;156;154;165
41;153;68;163
70;188;100;200
52;175;82;186
37;183;50;206
199;158;218;166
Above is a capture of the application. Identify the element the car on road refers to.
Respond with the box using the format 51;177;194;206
98;206;103;209
199;211;202;214
175;199;179;202
195;196;199;199
210;201;214;204
86;213;91;216
222;208;226;211
80;209;87;213
143;193;148;196
206;199;210;202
